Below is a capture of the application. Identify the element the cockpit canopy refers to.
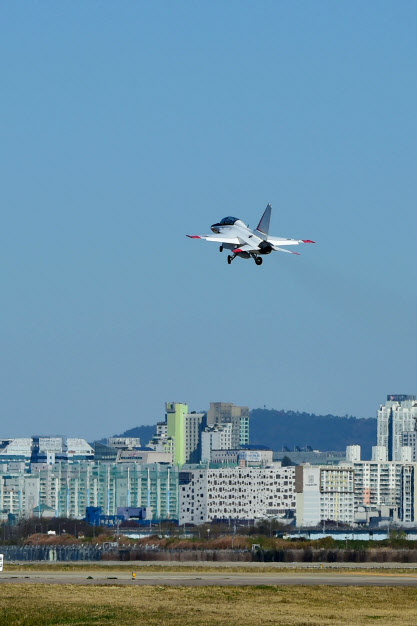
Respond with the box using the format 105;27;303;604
219;216;238;226
211;216;244;233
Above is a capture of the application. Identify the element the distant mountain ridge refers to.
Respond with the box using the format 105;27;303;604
111;409;376;460
250;409;376;459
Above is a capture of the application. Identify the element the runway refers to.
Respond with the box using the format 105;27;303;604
3;570;417;587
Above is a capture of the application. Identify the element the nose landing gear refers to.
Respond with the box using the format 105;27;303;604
219;246;223;252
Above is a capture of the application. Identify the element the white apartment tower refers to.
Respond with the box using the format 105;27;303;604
201;424;233;463
377;395;417;461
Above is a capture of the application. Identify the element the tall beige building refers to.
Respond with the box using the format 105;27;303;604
206;402;249;448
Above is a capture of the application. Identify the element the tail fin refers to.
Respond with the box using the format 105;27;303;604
256;203;272;236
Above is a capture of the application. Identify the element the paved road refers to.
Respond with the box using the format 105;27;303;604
2;570;417;586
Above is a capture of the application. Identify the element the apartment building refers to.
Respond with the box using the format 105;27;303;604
185;413;206;463
401;431;417;462
0;462;180;520
352;461;402;510
377;395;417;461
201;424;233;463
295;465;355;526
0;437;94;465
206;402;250;448
179;466;295;525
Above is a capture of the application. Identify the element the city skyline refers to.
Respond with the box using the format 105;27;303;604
1;393;412;445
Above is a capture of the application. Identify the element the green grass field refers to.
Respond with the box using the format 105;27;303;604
1;584;417;625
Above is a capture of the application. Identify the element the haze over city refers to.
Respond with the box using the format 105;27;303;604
2;2;417;440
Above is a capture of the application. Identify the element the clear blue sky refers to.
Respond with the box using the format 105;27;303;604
1;2;417;440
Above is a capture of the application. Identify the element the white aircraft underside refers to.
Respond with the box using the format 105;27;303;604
187;203;315;265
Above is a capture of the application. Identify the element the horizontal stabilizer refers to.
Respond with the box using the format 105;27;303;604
272;245;300;255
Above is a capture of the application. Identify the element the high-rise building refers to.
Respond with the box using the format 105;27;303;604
206;402;250;448
402;431;417;462
350;460;402;511
166;402;188;465
377;395;417;461
201;424;233;463
400;464;417;522
295;465;355;526
185;413;206;464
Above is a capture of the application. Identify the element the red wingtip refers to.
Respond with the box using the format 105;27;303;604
292;251;300;255
186;235;201;239
302;239;315;244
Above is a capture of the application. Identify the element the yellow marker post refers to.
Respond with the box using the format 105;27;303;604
132;572;136;580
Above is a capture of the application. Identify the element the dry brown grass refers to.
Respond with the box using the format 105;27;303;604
1;584;417;625
5;562;417;574
24;533;81;545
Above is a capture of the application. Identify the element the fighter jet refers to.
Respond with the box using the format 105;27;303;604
187;204;315;265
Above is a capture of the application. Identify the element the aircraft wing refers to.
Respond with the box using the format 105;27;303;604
186;234;240;244
268;237;315;246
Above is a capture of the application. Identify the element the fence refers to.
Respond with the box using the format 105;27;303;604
2;545;417;563
0;545;102;561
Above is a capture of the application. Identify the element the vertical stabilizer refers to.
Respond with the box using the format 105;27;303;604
256;203;272;236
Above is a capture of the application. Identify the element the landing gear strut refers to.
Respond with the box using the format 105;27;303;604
254;256;263;266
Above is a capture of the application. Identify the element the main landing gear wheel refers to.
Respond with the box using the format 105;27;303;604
255;256;263;266
219;245;223;252
227;255;232;264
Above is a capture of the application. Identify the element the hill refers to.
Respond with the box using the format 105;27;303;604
250;409;376;459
